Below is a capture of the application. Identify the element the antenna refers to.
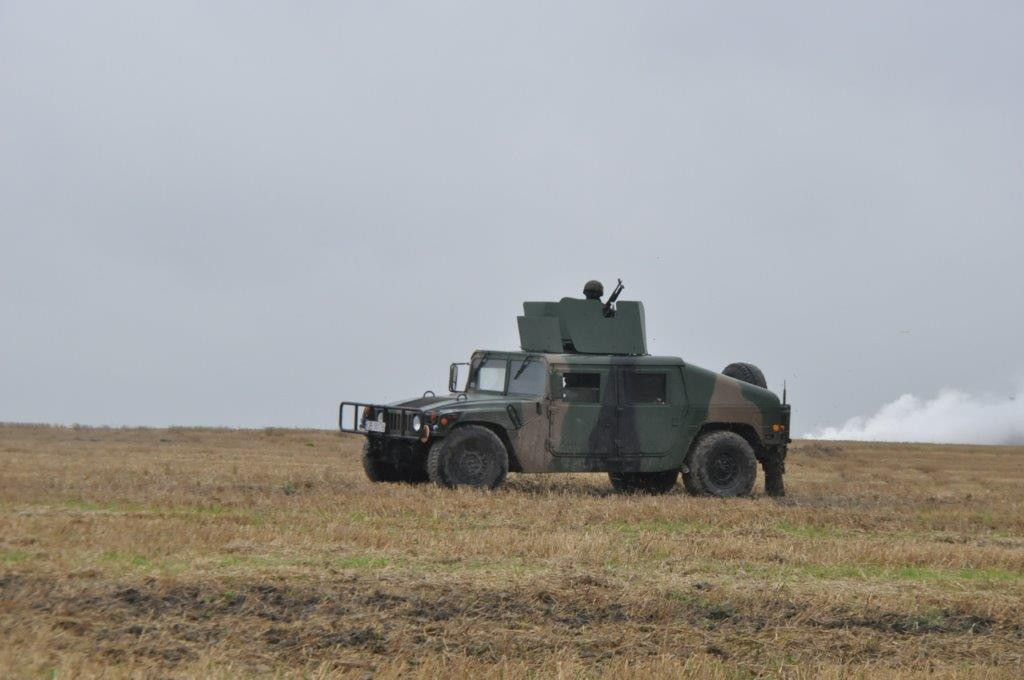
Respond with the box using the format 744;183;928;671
782;380;787;405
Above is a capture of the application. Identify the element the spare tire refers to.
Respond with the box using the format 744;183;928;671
722;362;767;389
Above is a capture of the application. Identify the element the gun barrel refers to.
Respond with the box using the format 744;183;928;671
609;279;624;301
602;279;625;315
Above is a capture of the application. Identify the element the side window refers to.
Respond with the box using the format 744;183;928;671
621;372;667;405
558;372;600;403
508;358;547;396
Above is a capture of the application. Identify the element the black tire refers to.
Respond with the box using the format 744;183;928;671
608;470;679;495
428;425;508;490
722;362;767;389
362;439;399;482
398;455;430;484
684;431;757;498
426;439;448;487
680;466;702;496
361;439;429;484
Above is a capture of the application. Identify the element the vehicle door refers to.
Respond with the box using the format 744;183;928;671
547;366;616;455
506;356;551;471
616;367;681;455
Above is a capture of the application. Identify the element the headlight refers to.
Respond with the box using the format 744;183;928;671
412;415;422;432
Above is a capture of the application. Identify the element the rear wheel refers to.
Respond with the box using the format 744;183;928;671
683;431;757;497
428;425;508;490
608;470;679;495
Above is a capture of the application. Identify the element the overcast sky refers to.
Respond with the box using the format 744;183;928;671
2;1;1022;434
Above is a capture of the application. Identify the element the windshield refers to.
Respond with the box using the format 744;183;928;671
466;356;548;396
468;357;507;393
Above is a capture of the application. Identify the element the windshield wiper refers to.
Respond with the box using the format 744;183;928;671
512;355;537;380
468;352;489;385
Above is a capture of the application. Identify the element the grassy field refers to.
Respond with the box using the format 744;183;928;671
1;424;1022;678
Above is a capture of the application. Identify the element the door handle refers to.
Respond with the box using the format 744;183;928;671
506;404;522;429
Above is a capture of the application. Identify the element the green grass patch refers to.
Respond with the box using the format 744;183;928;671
62;499;147;514
785;563;1022;583
211;552;392;571
30;498;264;524
100;550;153;569
1;548;30;563
178;503;233;516
774;520;845;539
213;554;282;569
332;554;390;569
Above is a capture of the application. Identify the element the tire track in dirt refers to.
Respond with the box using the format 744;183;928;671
2;572;1020;672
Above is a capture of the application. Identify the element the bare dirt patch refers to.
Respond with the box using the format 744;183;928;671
3;570;1021;675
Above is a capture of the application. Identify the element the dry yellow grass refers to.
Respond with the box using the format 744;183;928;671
1;424;1022;678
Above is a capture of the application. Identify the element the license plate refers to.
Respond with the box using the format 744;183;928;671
364;419;386;433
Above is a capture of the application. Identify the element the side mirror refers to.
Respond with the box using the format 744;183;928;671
449;362;470;393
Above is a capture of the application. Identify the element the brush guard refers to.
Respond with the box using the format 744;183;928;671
339;402;426;441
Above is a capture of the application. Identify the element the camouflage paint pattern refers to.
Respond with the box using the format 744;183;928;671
379;349;787;475
343;293;790;478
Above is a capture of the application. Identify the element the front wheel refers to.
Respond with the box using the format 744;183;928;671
361;440;429;484
683;431;757;497
427;425;508;490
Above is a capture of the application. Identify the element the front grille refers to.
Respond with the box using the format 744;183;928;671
339;402;422;439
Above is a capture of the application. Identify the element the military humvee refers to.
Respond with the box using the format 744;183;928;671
339;281;791;496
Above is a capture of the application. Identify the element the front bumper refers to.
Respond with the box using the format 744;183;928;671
338;401;427;440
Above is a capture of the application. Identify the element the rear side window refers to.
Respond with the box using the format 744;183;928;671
558;372;600;403
621;372;667;404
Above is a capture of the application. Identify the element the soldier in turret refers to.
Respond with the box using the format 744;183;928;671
583;280;604;301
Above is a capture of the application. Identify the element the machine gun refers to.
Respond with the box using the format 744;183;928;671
602;278;624;317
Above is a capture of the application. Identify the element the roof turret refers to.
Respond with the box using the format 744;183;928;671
517;295;647;355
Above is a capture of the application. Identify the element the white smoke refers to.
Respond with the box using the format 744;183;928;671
805;386;1024;445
